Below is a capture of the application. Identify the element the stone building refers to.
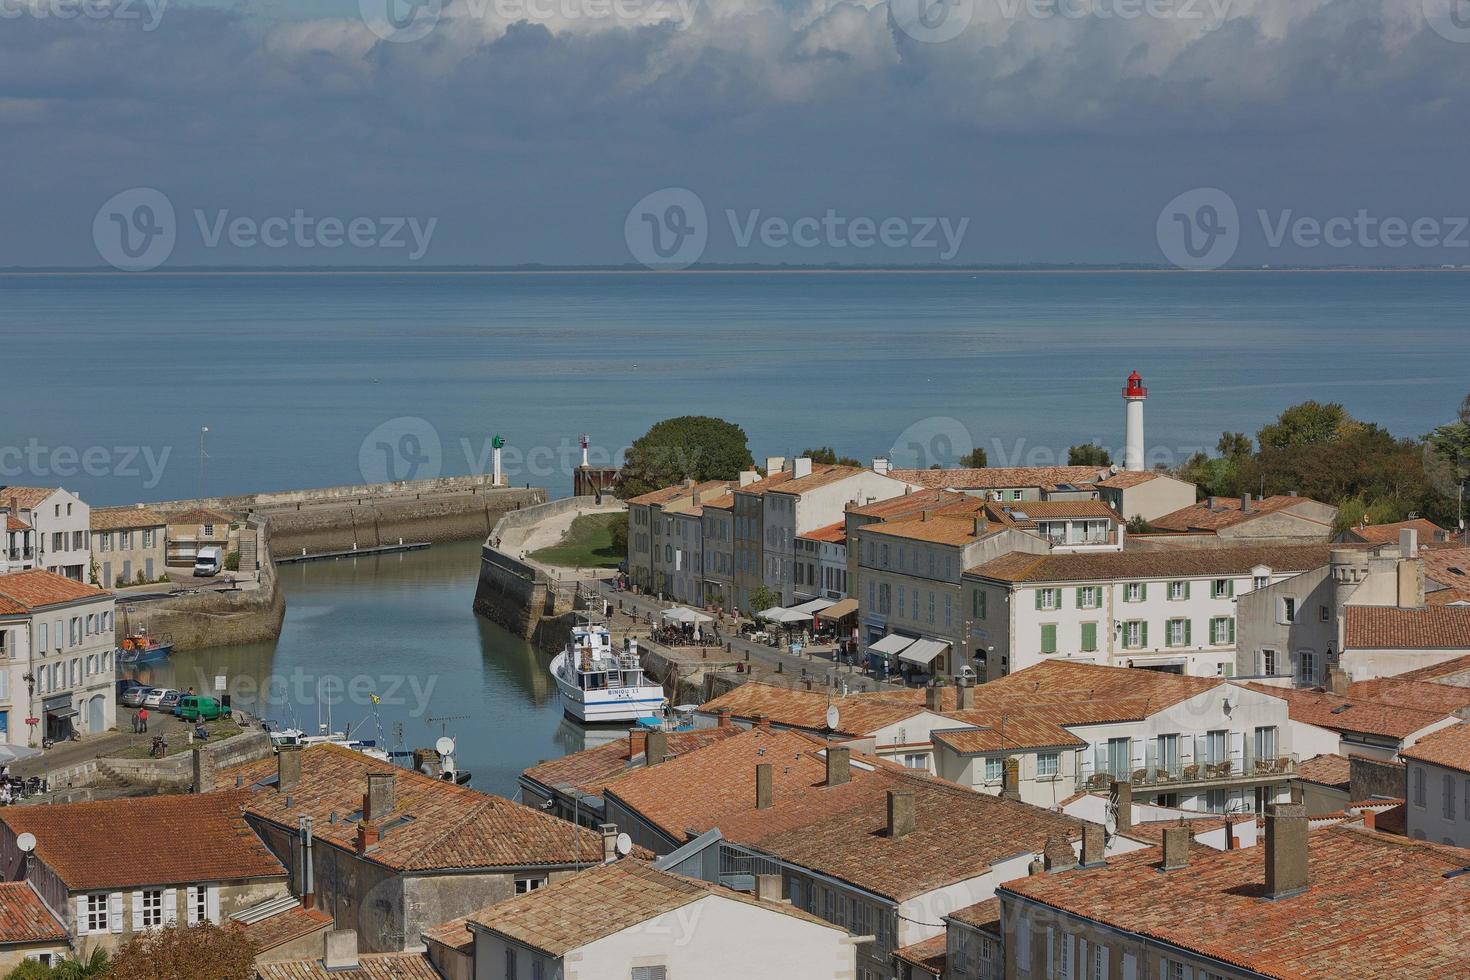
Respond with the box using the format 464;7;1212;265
89;506;167;588
0;488;90;581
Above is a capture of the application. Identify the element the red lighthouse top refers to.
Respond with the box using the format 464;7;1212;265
1123;371;1147;399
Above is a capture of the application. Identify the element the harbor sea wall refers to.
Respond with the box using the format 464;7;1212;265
150;476;545;554
472;496;600;639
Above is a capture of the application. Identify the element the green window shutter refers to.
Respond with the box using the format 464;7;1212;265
1184;581;1192;599
1041;625;1057;654
1035;590;1043;611
1076;588;1084;609
1141;583;1148;601
1184;619;1192;645
1228;580;1235;597
1141;621;1149;647
1228;617;1236;643
1081;622;1097;652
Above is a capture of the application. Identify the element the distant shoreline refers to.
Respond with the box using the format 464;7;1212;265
1;266;1467;277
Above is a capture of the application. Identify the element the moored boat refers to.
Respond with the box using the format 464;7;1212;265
550;618;666;724
118;628;173;665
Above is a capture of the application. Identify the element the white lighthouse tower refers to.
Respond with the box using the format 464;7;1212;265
1122;370;1147;472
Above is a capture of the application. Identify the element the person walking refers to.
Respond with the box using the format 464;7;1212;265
138;707;149;733
131;711;139;734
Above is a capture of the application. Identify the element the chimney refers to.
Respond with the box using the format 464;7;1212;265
1324;665;1350;697
1241;492;1254;514
1398;544;1425;608
323;930;359;972
872;457;891;477
754;714;771;731
754;874;784;903
925;683;944;712
1161;825;1190;870
955;677;975;711
298;816;316;910
192;746;215;794
755;763;773;810
1043;834;1076;872
1400;527;1419;558
1109;780;1133;834
1080;823;1106;868
886;790;915;838
600;823;620;864
355;821;380;855
277;744;302;793
645;730;668;767
628;729;648;760
715;708;732;729
793;457;813;479
364;772;395;822
739;470;759;487
1001;758;1021;801
1207;496;1219;511
1265;803;1309;900
826;746;850;787
765;456;787;475
972;514;988;537
682;478;695;489
1223;812;1237;851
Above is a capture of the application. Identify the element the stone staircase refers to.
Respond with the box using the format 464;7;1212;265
238;527;260;574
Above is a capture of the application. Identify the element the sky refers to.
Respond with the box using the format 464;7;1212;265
3;0;1469;268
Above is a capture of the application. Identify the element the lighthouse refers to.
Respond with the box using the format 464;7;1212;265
1122;371;1147;472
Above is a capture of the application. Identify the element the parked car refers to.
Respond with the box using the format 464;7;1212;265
177;695;224;722
119;685;152;709
142;688;178;709
193;546;222;577
116;678;147;700
158;690;182;713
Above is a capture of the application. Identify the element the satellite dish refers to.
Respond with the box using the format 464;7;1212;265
1109;463;1121;475
435;736;455;757
16;833;36;854
825;705;840;731
615;833;633;857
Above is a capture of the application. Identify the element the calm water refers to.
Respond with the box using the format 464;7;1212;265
3;271;1469;506
120;539;591;799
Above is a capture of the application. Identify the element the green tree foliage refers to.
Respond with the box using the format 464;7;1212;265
1426;394;1470;515
107;922;256;980
1256;400;1352;449
960;447;988;468
800;447;862;467
748;585;780;614
607;513;629;554
616;417;755;499
1216;431;1252;459
1067;443;1111;467
5;961;56;980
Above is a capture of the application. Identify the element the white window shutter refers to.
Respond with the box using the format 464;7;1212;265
75;896;88;936
164;889;177;925
1099;944;1110;980
1047;927;1055;979
186;887;198;925
109;893;123;933
131;891;143;931
206;886;220;924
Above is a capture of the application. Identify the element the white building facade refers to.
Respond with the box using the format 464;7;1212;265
1;489;91;582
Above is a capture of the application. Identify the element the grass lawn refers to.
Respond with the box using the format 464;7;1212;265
529;513;626;569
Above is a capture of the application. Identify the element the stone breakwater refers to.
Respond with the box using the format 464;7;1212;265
472;496;608;640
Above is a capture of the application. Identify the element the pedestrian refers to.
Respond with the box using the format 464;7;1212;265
131;711;138;734
139;707;149;733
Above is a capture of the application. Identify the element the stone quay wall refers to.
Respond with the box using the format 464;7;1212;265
472;496;600;639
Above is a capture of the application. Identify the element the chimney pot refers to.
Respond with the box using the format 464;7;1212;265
628;730;648;760
715;708;732;729
1110;780;1133;834
886;789;915;838
192;746;215;794
1207;496;1218;511
955;678;975;711
1161;825;1190;870
365;772;395;822
1081;823;1106;867
323;930;359;972
754;714;771;731
826;746;850;787
925;684;944;712
277;745;302;793
1265;803;1309;899
1241;492;1254;514
355;821;380;855
755;763;773;810
1001;758;1021;801
1043;834;1077;872
600;823;620;864
645;730;669;767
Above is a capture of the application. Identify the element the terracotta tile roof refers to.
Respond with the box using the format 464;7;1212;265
859;513;992;547
968;660;1225;715
0;488;60;510
0;570;110;611
467;860;843;957
1149;494;1327;532
697;684;930;737
889;467;1104;491
797;521;846;544
0;791;284;891
931;718;1087;755
1422;548;1470;603
1346;605;1470;650
1347;677;1470;715
998;500;1118;521
522;728;741;797
165;507;236;525
1002;825;1470;979
747;771;1084;902
767;465;865;495
90;506;167;530
846;488;962;519
1342;518;1451;546
422;913;475;953
894;933;947;977
967;543;1347;583
1242;683;1451;740
947;896;1001;933
5;517;29;533
1399;722;1470;775
1397;653;1470;683
257;952;440;980
0;882;66;945
1096;471;1165;489
240;904;333;954
228;744;606;872
732;471;794;496
1296;753;1351;788
703;491;734;511
1125;815;1259;845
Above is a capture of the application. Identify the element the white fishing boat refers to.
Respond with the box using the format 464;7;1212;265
550;618;666;724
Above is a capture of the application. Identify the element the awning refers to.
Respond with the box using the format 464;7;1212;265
817;597;860;621
789;598;834;616
758;607;809;625
868;634;917;656
662;606;712;624
899;638;951;667
0;745;41;765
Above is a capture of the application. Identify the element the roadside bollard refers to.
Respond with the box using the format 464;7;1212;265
776;661;783;674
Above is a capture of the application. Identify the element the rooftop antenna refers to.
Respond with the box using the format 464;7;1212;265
425;713;468;737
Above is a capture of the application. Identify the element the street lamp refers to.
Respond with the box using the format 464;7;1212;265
199;426;211;499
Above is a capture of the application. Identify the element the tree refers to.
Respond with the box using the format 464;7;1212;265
5;961;56;980
1067;443;1111;467
1256;401;1351;450
107;923;255;980
1426;392;1470;526
1126;515;1154;534
748;585;780;614
960;447;988;468
53;949;109;980
1216;431;1252;459
615;417;754;499
800;447;862;468
607;513;629;554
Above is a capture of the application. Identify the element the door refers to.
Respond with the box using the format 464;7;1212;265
87;696;104;734
102;562;112;588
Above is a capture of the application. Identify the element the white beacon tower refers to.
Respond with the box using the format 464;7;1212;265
1123;370;1147;472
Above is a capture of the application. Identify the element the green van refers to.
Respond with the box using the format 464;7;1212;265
177;696;225;722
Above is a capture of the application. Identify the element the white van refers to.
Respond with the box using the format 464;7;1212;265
193;546;222;577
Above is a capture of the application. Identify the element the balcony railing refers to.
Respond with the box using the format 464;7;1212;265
1076;749;1298;793
6;548;33;561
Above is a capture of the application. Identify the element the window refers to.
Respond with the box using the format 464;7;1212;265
1088;943;1108;980
1254;726;1278;762
903;753;926;769
515;875;547;894
83;894;108;934
1213;578;1233;599
1164;960;1187;980
1015;914;1031;971
139;889;164;929
1205;730;1227;764
1167;580;1187;601
1211;616;1234;645
1011;490;1023;501
1080;622;1098;652
1077;586;1100;609
533;963;545;980
504;947;516;979
1254;574;1269;590
1279;597;1297;624
1166;618;1189;647
1123;620;1145;648
1299;651;1317;684
1037;752;1059;777
1446;774;1457;821
972;589;987;619
1413;766;1426;807
1320;604;1330;622
1040;624;1057;654
984;757;1004;782
187;886;210;925
1124;582;1145;602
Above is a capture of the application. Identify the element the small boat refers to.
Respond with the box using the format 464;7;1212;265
550;618;666;724
263;721;390;762
118;628;173;665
